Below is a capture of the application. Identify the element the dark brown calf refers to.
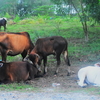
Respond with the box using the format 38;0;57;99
0;32;34;62
25;36;71;75
0;61;41;83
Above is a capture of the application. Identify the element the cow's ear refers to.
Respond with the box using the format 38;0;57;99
23;55;29;61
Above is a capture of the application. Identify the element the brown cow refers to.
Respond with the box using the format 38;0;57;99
25;36;71;75
0;32;34;62
0;61;42;83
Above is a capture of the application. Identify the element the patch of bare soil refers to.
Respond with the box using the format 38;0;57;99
1;59;100;100
27;59;100;93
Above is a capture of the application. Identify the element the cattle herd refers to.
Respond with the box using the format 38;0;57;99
0;18;71;84
0;30;71;83
0;17;99;88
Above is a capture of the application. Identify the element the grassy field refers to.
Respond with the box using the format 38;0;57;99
0;16;100;92
5;16;100;62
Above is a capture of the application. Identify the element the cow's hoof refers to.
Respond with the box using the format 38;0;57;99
54;72;57;76
54;74;57;77
43;73;48;77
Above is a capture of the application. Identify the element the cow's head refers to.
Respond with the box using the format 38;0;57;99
94;63;100;67
28;53;40;65
24;52;42;71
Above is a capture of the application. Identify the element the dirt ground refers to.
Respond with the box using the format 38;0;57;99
0;58;99;100
26;58;100;93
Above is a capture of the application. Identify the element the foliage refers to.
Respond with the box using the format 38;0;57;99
13;15;20;23
4;13;11;19
33;5;55;16
16;2;33;17
0;0;53;18
83;0;100;23
19;18;36;24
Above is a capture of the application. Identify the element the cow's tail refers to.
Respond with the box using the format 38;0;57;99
63;50;71;76
63;39;71;66
64;50;70;66
63;40;71;76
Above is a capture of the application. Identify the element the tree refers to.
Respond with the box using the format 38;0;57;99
83;0;100;24
51;0;89;41
71;0;89;41
0;0;17;16
16;0;53;17
33;5;54;16
0;0;53;17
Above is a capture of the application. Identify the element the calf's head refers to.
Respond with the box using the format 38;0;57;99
24;53;42;71
29;53;40;65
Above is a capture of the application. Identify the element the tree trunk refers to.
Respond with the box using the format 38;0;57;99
70;0;89;42
82;21;88;42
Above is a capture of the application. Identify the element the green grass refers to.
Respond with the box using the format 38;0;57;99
0;83;38;92
80;87;100;96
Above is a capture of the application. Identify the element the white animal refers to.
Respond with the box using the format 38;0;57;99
77;63;100;87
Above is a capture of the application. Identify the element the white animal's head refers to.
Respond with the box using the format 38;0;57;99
94;63;100;67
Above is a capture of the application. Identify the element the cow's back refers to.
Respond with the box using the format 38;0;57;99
7;34;30;50
50;36;68;50
78;66;100;85
0;61;41;82
35;36;68;53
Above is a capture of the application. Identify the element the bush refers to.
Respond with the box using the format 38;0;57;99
4;13;11;19
13;15;20;23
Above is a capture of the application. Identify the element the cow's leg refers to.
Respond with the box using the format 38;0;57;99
43;56;47;75
77;70;87;87
21;51;27;61
55;53;61;75
64;51;71;76
4;25;6;31
8;73;14;82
